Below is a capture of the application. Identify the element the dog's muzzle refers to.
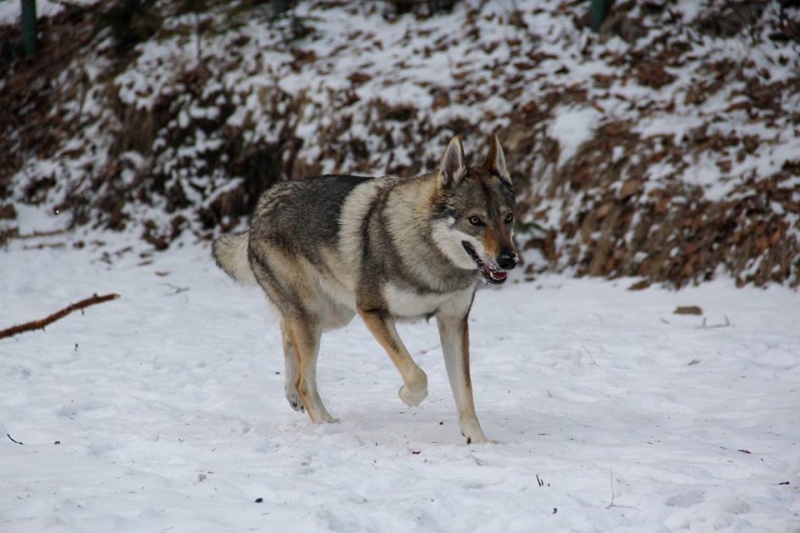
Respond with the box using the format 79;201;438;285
462;242;516;285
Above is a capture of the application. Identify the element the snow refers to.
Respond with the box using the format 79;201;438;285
2;238;799;531
0;0;97;25
8;203;69;235
548;106;602;169
2;0;800;523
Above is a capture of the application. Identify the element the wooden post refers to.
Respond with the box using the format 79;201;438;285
590;0;609;32
272;0;289;17
21;0;39;56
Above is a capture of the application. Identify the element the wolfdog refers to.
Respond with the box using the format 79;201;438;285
213;136;517;443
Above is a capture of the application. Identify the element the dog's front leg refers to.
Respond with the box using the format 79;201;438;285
358;308;428;406
437;314;488;444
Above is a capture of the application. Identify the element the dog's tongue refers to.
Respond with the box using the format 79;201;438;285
487;269;507;282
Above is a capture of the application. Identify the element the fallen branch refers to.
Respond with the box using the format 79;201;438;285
16;229;69;240
0;293;120;340
23;242;67;251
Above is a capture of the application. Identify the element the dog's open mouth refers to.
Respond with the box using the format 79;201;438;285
462;242;508;284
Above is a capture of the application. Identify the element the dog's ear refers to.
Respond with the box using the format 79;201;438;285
439;136;466;191
482;134;512;187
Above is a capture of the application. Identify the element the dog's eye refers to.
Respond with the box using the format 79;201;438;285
468;216;484;226
505;213;514;224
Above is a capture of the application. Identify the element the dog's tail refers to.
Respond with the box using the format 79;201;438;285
212;232;257;285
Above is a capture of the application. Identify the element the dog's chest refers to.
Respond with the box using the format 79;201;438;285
382;283;473;319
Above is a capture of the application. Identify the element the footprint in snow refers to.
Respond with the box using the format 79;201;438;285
665;489;705;508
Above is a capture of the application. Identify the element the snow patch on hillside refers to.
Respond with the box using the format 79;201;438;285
3;0;799;286
549;106;601;168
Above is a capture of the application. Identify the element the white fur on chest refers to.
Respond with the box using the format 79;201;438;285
383;283;473;319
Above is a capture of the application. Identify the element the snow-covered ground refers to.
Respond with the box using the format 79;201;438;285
2;238;798;532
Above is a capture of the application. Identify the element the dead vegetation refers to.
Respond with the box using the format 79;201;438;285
1;0;799;288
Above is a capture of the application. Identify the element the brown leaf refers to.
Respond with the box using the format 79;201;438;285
0;204;17;220
592;73;615;89
674;306;703;315
635;63;676;89
290;49;317;63
596;202;614;219
655;196;671;214
347;72;372;85
620;178;641;200
627;279;652;291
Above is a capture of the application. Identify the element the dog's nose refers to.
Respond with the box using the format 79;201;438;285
497;252;518;270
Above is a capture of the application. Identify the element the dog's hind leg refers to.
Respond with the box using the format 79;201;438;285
282;315;337;423
280;324;304;413
358;309;428;407
248;241;335;422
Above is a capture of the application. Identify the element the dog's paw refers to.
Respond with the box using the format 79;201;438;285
460;419;488;444
464;435;493;445
307;404;339;424
285;389;305;413
398;384;428;407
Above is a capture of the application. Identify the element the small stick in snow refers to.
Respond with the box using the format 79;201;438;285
7;433;24;445
605;471;615;509
0;293;120;340
696;316;732;330
163;283;189;296
14;228;68;240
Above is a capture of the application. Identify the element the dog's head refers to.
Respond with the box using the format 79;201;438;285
431;135;519;285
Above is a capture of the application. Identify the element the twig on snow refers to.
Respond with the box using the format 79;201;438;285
605;470;615;509
696;315;732;329
14;228;68;240
23;242;67;250
7;433;24;445
0;293;120;340
163;283;189;296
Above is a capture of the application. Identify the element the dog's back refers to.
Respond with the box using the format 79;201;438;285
213;174;375;290
251;175;375;259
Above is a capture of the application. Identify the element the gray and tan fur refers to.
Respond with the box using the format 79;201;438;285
213;136;517;444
